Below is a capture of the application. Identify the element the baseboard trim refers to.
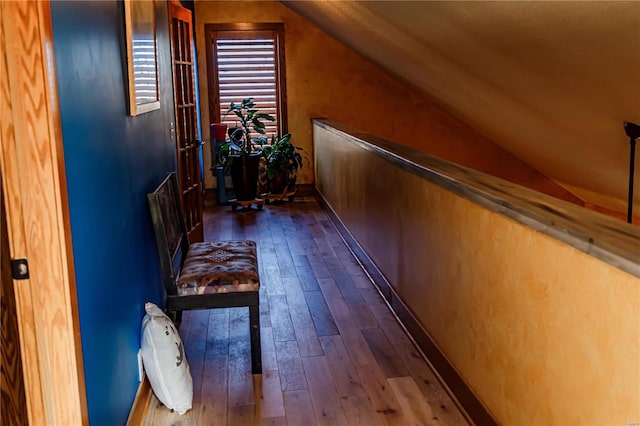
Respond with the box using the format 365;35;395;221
126;377;152;426
295;183;315;197
314;189;497;426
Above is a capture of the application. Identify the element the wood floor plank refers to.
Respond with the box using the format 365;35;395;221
310;261;331;278
282;276;306;306
268;294;296;342
228;404;255;426
275;340;307;391
292;253;309;266
349;302;378;330
304;290;339;337
362;328;409;378
257;370;286;419
144;395;195;426
260;327;279;372
143;395;168;426
351;272;374;289
371;309;413;346
317;277;343;300
319;335;366;398
283;390;318;426
302;356;348;426
260;416;288;426
299;237;318;250
296;264;322;292
359;287;387;312
324;297;377;366
275;241;297;278
206;310;230;355
306;221;326;240
288;304;323;357
355;362;407;426
340;395;383;426
322;256;343;270
263;270;286;297
394;342;469;426
184;309;210;342
259;288;272;329
185;338;205;416
330;267;365;304
228;340;255;406
198;353;228;425
286;234;307;255
341;257;366;277
229;307;250;342
304;245;322;264
388;376;439;426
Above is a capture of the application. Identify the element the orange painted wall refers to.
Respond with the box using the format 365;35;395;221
194;0;582;205
315;123;640;425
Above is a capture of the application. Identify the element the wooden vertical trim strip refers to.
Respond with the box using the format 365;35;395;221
126;378;153;426
0;0;87;424
0;3;45;424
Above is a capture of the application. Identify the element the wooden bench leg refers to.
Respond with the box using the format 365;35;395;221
249;304;262;374
167;309;183;328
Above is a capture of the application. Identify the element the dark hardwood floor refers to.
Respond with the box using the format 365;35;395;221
144;196;469;426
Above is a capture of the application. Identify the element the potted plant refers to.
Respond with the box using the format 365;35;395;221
216;98;274;201
261;133;308;197
211;108;233;142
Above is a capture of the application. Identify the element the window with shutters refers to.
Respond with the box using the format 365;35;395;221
206;23;287;141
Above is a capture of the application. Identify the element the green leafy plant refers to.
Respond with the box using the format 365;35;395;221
261;133;309;193
218;97;274;155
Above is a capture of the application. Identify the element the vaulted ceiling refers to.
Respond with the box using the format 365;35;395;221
282;1;640;218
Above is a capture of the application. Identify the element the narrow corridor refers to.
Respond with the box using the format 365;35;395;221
144;196;468;425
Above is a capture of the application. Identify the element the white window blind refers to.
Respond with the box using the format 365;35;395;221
216;33;279;138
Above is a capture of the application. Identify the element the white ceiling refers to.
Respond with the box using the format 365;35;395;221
282;0;640;217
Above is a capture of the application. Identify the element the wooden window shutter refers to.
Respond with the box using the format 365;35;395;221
215;29;282;138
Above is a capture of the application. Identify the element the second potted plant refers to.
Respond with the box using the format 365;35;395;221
261;133;307;199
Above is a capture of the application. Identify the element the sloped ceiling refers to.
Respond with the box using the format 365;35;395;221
282;0;640;217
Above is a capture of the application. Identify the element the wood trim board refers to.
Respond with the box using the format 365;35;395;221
126;378;153;426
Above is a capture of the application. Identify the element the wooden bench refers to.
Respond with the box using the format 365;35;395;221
147;172;261;374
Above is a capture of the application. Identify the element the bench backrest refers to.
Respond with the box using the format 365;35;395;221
148;172;189;296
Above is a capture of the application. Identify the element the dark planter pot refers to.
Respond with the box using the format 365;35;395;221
270;172;288;194
230;153;261;201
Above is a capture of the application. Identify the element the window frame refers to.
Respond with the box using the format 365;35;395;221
205;22;288;138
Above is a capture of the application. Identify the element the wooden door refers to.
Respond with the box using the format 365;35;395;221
1;179;27;426
169;1;203;243
0;1;87;424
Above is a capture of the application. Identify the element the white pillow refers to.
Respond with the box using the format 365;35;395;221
140;302;193;414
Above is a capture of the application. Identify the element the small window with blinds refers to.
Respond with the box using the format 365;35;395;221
206;23;287;141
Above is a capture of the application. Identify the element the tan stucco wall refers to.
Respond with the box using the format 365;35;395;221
314;123;640;425
194;0;582;205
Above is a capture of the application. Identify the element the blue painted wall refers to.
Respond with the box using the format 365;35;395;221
50;1;177;424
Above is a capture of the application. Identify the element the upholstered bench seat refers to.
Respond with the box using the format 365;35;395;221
148;173;262;374
177;240;260;296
